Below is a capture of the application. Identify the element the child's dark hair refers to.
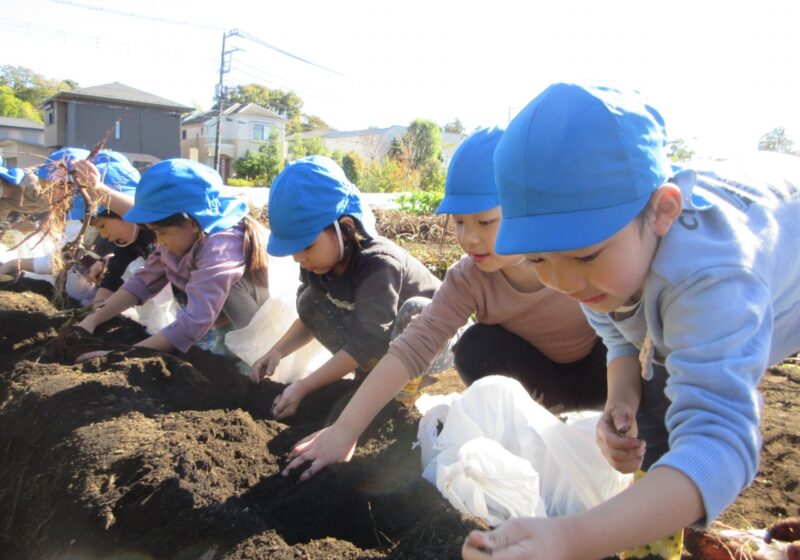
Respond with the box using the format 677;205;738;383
323;215;366;257
149;213;268;286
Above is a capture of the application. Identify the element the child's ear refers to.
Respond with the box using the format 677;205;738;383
649;184;683;236
339;216;356;229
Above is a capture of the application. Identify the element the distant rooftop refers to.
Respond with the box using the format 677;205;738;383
47;82;193;112
182;102;285;125
0;116;44;130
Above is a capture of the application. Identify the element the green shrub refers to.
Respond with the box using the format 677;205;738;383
396;191;444;215
227;177;255;187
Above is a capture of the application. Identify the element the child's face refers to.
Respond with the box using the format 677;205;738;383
525;219;659;313
149;221;201;257
94;216;136;245
453;207;523;273
293;228;341;275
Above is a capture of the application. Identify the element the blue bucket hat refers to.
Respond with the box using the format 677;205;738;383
67;151;141;219
267;155;377;257
123;159;247;234
494;82;673;254
435;127;503;215
35;148;91;181
0;166;24;186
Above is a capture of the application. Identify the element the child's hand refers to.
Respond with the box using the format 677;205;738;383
271;380;307;419
87;260;106;284
462;517;570;560
596;402;645;473
249;349;281;383
76;315;99;335
72;160;102;194
281;425;358;481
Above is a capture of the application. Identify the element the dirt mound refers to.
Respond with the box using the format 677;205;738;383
0;286;487;559
1;283;797;559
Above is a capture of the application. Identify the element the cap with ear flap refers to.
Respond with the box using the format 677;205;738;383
266;155;377;257
0;166;24;186
123;158;248;234
35;148;91;181
436;127;504;215
91;151;140;216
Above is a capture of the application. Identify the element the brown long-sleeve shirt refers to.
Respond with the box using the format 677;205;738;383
388;255;598;379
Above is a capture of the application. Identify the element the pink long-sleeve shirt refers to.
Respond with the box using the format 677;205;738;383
388;255;598;379
121;224;247;352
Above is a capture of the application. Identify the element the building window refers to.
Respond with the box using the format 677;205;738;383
182;130;187;140
115;121;121;140
253;123;271;141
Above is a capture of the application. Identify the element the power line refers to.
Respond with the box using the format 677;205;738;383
47;1;345;77
0;17;218;68
48;0;223;31
235;30;345;78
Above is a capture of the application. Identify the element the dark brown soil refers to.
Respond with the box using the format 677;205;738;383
0;277;487;560
1;276;797;560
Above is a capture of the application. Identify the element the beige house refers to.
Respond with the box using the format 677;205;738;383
181;103;286;182
0;117;48;169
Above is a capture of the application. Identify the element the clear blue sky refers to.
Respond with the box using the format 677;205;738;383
3;0;799;157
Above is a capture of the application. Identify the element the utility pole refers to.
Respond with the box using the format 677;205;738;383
213;29;242;173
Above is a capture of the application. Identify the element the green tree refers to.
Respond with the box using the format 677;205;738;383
667;138;696;162
288;135;330;160
0;65;75;119
444;118;464;134
758;126;798;155
342;151;364;185
218;84;304;122
232;129;284;186
390;119;443;169
0;85;42;122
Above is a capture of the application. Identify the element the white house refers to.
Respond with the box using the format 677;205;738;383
181;103;286;181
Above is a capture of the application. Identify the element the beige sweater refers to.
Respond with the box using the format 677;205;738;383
388;255;599;379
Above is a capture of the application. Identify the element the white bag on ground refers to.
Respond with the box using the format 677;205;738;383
417;375;631;524
120;257;178;334
225;252;331;384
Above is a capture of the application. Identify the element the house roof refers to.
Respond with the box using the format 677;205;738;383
46;82;193;112
0;116;44;130
182;102;285;125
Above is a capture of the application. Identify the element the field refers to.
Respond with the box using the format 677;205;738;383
0;211;797;559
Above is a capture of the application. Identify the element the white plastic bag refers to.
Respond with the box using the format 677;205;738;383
120;257;177;334
225;252;331;383
417;375;631;524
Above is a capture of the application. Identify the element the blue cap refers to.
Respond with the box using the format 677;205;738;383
123;159;247;234
35;148;91;180
494;82;673;254
435;127;503;215
91;151;140;215
267;155;377;257
0;166;24;186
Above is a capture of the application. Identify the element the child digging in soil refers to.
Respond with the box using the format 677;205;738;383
279;127;609;481
71;156;157;305
461;82;800;560
249;155;444;420
0;150;142;301
75;159;269;358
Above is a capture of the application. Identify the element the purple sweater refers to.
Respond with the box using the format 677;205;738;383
121;224;247;352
